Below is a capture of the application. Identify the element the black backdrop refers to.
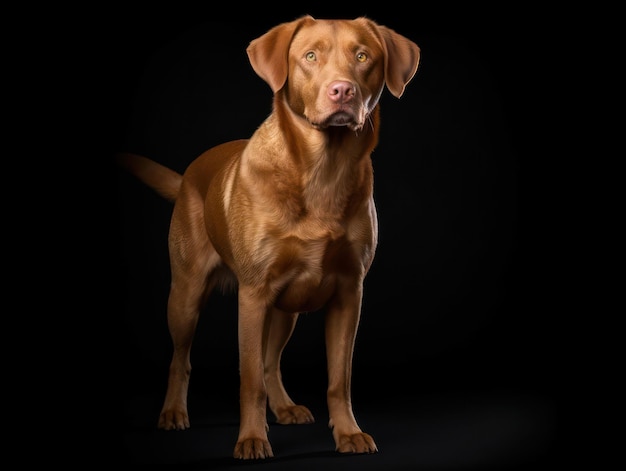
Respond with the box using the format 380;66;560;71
100;8;558;470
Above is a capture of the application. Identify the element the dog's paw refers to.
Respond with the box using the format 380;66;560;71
335;432;378;454
233;438;274;459
157;409;190;430
274;405;315;425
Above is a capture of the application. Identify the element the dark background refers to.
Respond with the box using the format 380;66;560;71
97;6;559;470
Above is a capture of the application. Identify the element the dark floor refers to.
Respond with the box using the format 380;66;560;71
106;365;557;470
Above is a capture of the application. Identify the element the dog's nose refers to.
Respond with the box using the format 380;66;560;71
327;81;355;103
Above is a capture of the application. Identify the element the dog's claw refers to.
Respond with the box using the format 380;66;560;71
275;405;315;425
336;432;378;454
158;410;190;430
233;438;274;460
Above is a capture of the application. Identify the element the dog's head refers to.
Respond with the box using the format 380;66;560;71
247;16;420;132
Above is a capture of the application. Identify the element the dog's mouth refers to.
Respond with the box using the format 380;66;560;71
326;112;356;126
310;111;362;131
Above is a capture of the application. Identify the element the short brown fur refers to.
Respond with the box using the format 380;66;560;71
117;15;420;459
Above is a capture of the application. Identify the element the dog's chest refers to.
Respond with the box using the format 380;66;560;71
269;229;360;312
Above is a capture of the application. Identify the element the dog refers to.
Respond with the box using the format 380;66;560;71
117;15;420;460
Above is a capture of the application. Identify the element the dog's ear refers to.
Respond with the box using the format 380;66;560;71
372;23;421;98
247;16;313;93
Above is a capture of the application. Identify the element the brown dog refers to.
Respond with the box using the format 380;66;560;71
117;16;420;459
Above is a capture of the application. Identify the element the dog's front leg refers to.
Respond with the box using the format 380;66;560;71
325;286;378;454
233;284;274;460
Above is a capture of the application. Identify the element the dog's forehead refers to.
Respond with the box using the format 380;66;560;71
290;19;382;53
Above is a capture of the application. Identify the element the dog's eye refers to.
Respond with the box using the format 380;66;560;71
356;52;368;63
306;51;317;62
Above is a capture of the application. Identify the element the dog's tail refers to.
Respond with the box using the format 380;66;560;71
116;152;182;202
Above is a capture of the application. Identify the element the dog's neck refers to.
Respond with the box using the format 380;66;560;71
240;93;378;222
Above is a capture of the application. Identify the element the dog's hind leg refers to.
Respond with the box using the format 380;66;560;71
263;308;315;425
157;194;220;431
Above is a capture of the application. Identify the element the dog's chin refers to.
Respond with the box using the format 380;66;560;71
309;111;363;132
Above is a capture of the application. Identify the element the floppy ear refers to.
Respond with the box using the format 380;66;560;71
246;15;313;93
373;23;421;98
